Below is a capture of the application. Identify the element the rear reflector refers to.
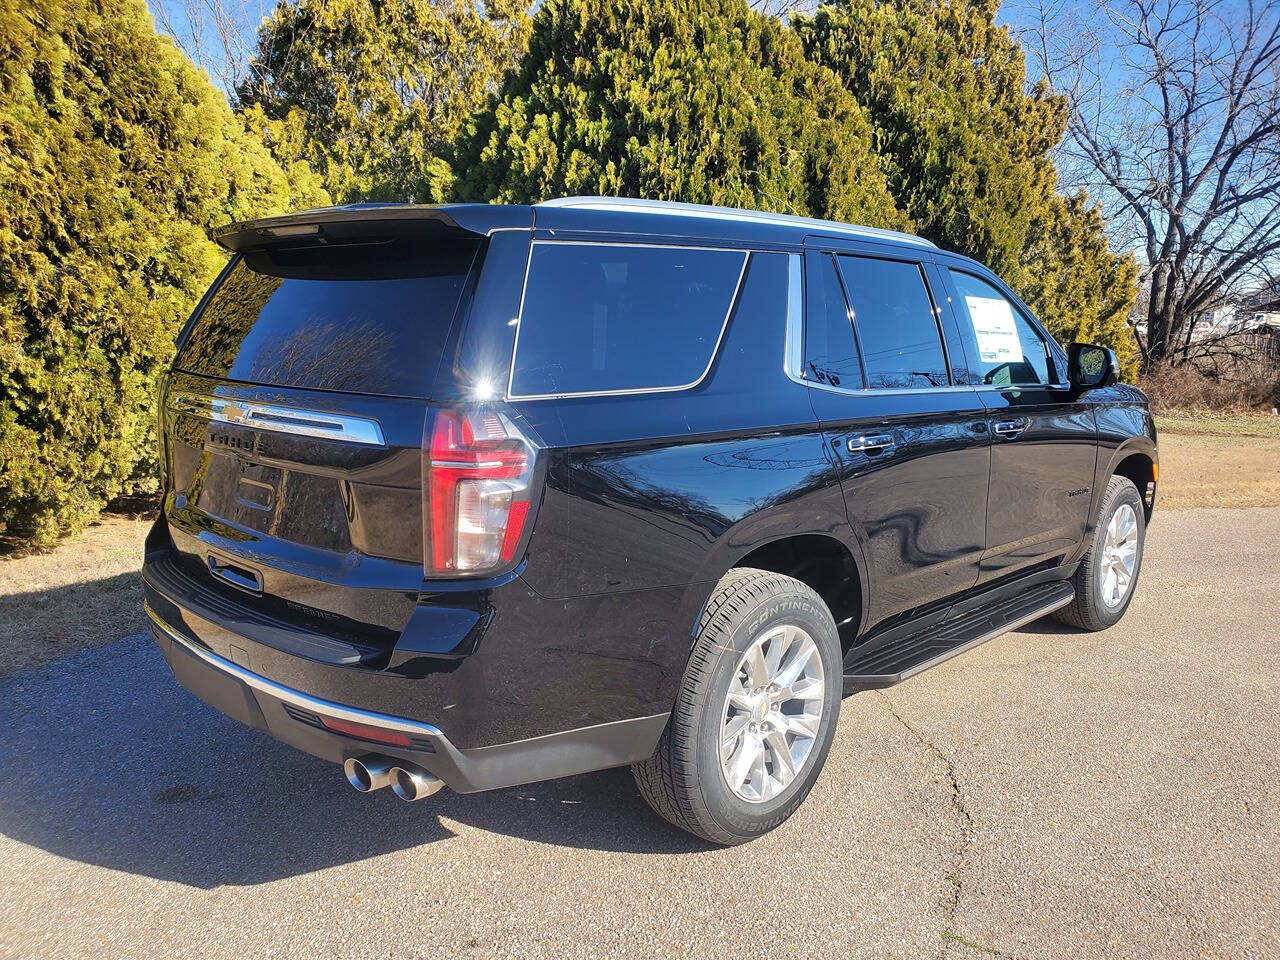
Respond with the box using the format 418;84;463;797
319;716;413;748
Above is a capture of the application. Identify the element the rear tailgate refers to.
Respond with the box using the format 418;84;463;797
156;218;482;660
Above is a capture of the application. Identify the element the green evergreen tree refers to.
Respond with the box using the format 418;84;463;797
450;0;905;229
794;0;1137;373
238;0;532;204
0;0;326;547
1022;192;1139;375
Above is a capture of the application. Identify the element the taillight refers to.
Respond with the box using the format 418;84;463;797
423;407;540;576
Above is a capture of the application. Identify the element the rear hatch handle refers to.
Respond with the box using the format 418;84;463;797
207;553;264;594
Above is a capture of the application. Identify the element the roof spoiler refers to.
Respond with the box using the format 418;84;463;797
214;203;532;253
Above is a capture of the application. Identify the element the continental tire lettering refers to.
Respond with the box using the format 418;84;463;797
748;599;821;631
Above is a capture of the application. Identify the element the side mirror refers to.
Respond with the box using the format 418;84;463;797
1067;342;1118;393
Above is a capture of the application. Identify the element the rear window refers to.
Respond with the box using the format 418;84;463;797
836;255;949;389
176;237;478;396
509;243;747;398
804;250;863;388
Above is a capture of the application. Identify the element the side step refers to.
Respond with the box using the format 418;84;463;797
843;580;1075;692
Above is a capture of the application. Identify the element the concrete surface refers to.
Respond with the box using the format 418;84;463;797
2;507;1277;959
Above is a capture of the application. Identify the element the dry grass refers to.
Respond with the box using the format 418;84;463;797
0;513;150;676
1155;413;1280;510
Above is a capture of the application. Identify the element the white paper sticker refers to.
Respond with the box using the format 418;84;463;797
966;295;1022;364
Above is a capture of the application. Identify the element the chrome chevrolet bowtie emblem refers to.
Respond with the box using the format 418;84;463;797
220;402;249;424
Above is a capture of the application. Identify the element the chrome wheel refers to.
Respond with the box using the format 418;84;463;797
719;623;825;803
1100;503;1139;608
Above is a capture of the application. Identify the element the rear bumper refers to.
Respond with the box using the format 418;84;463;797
147;601;668;793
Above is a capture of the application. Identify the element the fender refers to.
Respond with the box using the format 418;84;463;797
1073;396;1158;564
683;507;872;642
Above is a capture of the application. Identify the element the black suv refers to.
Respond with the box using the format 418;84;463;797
143;197;1157;845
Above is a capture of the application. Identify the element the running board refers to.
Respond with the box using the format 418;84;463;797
842;580;1075;692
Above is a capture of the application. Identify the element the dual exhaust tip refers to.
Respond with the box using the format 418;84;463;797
343;755;444;802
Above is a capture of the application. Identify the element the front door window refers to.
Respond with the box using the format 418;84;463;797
947;270;1054;387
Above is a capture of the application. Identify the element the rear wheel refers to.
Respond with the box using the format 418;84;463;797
1055;474;1146;631
633;568;842;845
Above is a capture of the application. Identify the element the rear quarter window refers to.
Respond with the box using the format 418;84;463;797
176;237;478;397
508;243;748;398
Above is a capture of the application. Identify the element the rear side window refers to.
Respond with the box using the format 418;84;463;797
176;237;478;397
509;243;747;398
947;270;1053;386
837;256;949;389
804;251;863;389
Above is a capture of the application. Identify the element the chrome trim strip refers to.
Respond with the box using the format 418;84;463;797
169;394;385;447
784;253;806;386
145;602;443;738
505;241;750;402
463;711;671;755
539;197;936;249
804;381;1002;398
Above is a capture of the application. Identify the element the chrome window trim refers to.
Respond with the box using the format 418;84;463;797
783;252;1069;398
505;240;750;402
146;602;444;738
784;253;805;386
539;197;936;249
169;393;386;447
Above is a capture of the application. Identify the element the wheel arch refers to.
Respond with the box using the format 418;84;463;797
690;531;868;657
1108;441;1158;522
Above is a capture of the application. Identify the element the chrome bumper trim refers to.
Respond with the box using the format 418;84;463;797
145;601;444;739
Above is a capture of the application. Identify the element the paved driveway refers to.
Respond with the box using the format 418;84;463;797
2;507;1277;959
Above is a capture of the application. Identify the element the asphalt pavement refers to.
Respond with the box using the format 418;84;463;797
2;506;1277;959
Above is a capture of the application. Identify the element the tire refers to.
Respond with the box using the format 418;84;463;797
632;567;843;845
1054;474;1146;631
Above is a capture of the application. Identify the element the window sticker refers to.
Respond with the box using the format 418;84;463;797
965;295;1022;364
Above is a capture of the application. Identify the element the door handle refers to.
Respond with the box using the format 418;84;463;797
848;433;895;456
992;418;1030;438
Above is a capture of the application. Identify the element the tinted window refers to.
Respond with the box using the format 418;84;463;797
176;237;477;396
804;252;863;388
948;270;1052;386
510;243;746;397
837;256;948;389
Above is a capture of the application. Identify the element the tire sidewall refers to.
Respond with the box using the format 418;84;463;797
1087;480;1146;626
692;586;842;840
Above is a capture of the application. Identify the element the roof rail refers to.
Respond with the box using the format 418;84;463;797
538;196;935;248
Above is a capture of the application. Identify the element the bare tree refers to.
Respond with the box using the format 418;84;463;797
1028;0;1280;368
749;0;815;16
151;0;268;94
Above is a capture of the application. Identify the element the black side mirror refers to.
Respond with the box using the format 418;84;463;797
1067;342;1118;393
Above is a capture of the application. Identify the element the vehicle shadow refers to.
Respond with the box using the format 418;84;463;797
0;634;707;889
1014;617;1085;635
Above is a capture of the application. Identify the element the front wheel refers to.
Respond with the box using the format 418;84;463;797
632;568;843;845
1055;474;1147;631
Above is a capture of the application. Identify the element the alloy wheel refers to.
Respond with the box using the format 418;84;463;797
719;623;825;803
1100;503;1139;608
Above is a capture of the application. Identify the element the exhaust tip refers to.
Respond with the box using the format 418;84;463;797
343;756;393;793
390;764;444;802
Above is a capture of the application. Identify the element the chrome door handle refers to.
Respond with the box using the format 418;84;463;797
993;418;1030;438
849;433;895;456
